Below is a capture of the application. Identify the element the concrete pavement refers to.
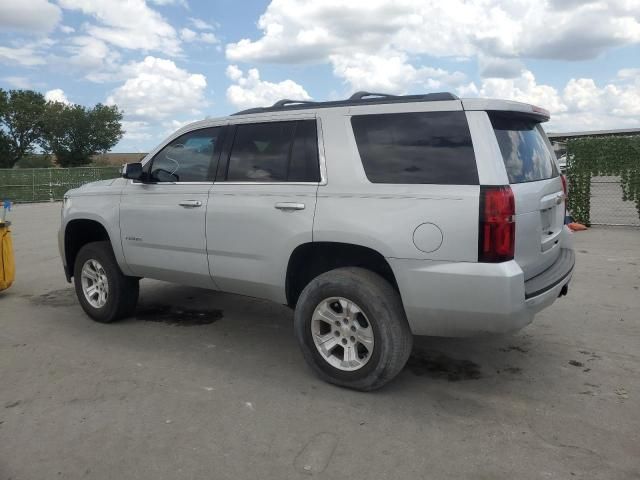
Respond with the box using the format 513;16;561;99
1;202;639;479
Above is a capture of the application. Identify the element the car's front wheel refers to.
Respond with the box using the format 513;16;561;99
73;241;139;323
294;267;412;391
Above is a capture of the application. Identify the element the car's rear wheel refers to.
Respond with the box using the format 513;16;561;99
73;241;139;323
294;267;412;391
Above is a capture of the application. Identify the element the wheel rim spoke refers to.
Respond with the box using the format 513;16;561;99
355;327;374;349
315;335;339;356
82;264;98;281
314;301;341;324
343;344;358;366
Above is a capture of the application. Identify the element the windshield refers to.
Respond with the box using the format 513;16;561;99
489;112;559;184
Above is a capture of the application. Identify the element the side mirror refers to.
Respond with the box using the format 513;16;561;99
122;162;143;181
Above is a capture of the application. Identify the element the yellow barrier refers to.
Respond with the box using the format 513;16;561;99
0;221;14;291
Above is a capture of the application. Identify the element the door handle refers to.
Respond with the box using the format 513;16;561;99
179;200;203;208
275;202;305;211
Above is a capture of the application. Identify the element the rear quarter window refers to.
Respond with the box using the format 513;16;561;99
351;111;478;185
489;112;559;184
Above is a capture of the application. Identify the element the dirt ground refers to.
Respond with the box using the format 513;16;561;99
1;202;639;479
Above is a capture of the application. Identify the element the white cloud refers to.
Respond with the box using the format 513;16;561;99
225;65;311;110
180;28;198;42
45;88;71;104
0;0;61;33
180;27;218;44
472;70;567;115
460;69;640;132
199;33;218;44
58;0;181;56
163;118;199;135
59;25;75;34
189;17;215;31
65;36;121;76
121;120;154;141
330;50;466;93
149;0;188;6
226;0;640;81
106;56;207;119
2;76;32;89
0;41;49;66
478;56;524;79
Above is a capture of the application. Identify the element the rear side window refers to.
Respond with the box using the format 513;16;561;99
226;120;320;182
351;111;478;185
489;112;558;183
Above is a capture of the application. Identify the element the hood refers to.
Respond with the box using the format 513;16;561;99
66;177;123;197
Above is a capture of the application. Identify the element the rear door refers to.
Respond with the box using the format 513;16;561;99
488;112;564;279
206;116;321;303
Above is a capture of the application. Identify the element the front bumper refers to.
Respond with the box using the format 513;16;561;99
389;247;575;337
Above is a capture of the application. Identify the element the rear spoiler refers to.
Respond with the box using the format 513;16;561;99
461;98;550;122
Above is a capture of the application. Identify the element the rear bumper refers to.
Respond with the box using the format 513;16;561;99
525;248;574;299
389;246;575;337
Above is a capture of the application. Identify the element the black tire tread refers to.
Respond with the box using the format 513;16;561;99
294;267;412;391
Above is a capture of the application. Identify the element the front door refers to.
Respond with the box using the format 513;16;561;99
206;117;322;303
120;126;224;288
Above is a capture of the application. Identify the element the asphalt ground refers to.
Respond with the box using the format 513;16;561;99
1;202;639;479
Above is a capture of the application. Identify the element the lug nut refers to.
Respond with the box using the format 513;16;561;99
341;338;347;345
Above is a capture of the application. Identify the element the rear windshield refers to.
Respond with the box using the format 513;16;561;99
351;111;478;185
489;112;558;184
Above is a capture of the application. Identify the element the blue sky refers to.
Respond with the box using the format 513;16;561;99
1;0;639;152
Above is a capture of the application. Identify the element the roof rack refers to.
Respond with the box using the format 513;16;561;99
232;91;459;116
349;91;399;100
271;99;318;108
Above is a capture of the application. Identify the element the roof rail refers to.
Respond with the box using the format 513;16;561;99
232;91;460;116
348;91;399;100
271;99;318;108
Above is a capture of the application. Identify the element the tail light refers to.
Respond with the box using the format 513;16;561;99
479;186;515;262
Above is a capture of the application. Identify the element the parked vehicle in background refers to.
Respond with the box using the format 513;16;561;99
59;92;575;390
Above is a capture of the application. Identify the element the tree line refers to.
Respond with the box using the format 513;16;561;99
0;89;123;169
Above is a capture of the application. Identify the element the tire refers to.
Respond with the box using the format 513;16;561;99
294;267;413;391
73;241;139;323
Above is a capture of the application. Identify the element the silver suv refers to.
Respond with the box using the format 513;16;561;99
59;92;575;390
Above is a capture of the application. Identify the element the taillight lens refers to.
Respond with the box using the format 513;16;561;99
561;174;568;217
479;186;515;262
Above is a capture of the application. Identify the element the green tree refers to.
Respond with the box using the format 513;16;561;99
42;102;124;167
0;89;47;168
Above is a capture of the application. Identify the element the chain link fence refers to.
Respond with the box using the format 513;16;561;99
589;175;640;226
1;166;639;226
0;167;121;203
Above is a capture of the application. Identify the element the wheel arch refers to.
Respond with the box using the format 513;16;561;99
64;218;113;280
285;241;399;307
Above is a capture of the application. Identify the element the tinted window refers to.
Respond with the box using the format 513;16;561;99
289;121;321;182
226;120;320;182
489;112;558;183
351;111;478;185
149;127;221;182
